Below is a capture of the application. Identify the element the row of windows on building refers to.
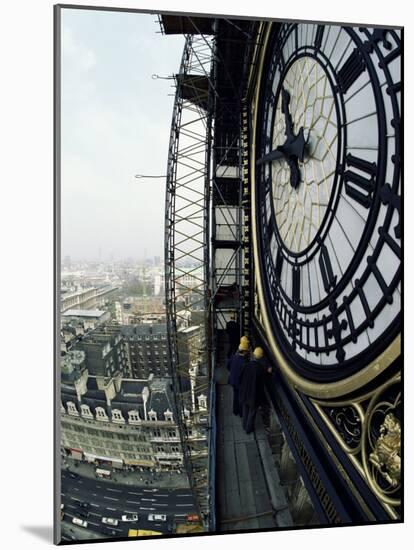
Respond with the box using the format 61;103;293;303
62;434;151;454
62;433;182;458
63;440;154;462
61;421;180;441
127;335;167;341
62;401;174;423
131;350;167;358
62;420;143;439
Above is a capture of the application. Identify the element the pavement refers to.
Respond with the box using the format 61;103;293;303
62;456;190;489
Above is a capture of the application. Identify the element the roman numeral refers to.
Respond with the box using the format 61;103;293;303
275;249;284;281
378;227;401;259
382;44;401;68
355;282;375;328
367;256;393;304
313;321;319;354
370;29;392;50
266;216;272;235
343;153;376;209
319;244;337;292
343;298;357;343
292;265;301;304
380;183;401;238
337;48;366;93
314;25;325;50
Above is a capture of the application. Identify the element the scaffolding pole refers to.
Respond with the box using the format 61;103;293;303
165;34;214;529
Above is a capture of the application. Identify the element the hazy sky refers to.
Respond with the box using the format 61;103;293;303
61;8;184;261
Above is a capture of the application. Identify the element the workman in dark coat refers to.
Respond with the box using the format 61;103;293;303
239;347;272;434
226;313;240;358
227;336;250;416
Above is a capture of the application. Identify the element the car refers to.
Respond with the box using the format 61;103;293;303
79;501;91;509
101;527;117;536
72;517;88;528
73;500;90;509
76;508;89;519
148;514;166;522
102;517;119;526
121;514;139;522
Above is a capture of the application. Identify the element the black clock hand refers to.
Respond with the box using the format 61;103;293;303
256;147;285;166
287;157;300;189
256;128;306;166
256;87;307;188
287;127;306;162
281;87;294;138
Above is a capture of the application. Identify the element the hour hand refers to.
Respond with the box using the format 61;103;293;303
256;147;286;166
281;88;294;138
256;128;306;167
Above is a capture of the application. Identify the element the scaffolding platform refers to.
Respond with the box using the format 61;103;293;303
214;363;293;532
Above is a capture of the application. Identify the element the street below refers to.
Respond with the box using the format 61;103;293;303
61;469;196;540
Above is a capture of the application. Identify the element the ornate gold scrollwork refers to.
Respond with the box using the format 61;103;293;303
368;412;401;489
311;372;401;514
325;404;363;455
361;377;401;506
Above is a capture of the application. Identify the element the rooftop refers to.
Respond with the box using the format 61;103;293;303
62;309;108;318
178;325;200;334
121;324;167;336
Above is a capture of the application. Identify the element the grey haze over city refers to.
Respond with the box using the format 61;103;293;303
61;9;184;261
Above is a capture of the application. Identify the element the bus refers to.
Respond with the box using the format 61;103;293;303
128;529;162;537
96;468;111;479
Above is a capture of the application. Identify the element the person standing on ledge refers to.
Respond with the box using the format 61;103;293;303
228;336;250;416
226;313;240;358
239;346;272;434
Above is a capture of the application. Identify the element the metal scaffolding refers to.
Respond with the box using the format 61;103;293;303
163;18;253;530
164;34;214;528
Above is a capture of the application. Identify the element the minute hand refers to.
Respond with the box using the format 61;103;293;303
256;129;306;166
282;87;294;138
256;147;286;166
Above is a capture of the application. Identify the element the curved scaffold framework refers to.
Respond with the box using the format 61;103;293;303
164;34;214;529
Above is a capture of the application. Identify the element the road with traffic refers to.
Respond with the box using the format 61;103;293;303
61;469;196;540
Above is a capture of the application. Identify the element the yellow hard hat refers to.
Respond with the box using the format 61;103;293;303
239;340;249;352
253;347;264;359
239;336;249;351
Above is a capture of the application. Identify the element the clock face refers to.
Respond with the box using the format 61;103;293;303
254;23;401;382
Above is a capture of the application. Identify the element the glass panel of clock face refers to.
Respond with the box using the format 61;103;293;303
255;23;401;380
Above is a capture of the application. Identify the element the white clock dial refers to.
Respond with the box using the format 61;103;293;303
254;23;401;380
272;56;338;253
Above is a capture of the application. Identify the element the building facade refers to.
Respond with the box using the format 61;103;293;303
120;324;169;379
74;327;130;378
60;347;208;471
61;285;118;313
